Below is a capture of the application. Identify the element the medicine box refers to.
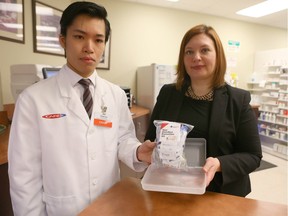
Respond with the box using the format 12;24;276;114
141;138;206;194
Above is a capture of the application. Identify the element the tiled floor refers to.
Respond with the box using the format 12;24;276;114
246;152;287;205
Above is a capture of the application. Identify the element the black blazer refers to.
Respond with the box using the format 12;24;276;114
145;84;262;197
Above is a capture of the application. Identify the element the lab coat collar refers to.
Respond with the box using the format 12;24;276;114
56;66;107;126
57;65;105;97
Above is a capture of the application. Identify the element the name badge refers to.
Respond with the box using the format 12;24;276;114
94;112;112;128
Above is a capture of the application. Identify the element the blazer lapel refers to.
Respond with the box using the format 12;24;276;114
208;86;228;155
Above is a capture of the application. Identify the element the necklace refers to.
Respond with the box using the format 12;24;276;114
186;86;214;101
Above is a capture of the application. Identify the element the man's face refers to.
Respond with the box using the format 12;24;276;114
59;14;106;77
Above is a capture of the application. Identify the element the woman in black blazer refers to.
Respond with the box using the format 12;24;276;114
145;24;262;197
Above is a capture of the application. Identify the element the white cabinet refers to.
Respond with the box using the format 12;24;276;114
248;49;288;160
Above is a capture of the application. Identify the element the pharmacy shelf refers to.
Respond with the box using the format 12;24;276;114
261;145;288;161
247;50;288;160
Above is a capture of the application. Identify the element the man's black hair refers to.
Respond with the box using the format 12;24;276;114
60;1;111;43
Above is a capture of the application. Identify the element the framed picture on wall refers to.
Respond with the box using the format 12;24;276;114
0;0;24;43
32;0;64;56
97;37;111;70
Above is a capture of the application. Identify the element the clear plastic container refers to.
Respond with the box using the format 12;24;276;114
141;138;206;194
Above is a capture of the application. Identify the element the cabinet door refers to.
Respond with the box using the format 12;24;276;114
133;114;149;142
120;112;149;179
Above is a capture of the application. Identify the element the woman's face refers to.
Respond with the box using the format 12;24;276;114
183;34;216;84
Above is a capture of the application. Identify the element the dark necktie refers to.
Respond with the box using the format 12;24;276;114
78;79;93;119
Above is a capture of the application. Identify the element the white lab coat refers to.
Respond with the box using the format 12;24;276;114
8;66;147;216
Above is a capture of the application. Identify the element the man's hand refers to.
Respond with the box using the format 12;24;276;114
136;140;156;164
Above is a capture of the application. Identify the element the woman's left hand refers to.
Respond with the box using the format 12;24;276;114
203;157;221;187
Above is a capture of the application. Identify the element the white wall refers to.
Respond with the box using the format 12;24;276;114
0;0;286;105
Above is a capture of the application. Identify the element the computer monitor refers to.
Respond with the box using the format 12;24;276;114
42;67;61;79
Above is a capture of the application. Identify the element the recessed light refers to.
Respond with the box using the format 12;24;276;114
236;0;288;18
167;0;179;2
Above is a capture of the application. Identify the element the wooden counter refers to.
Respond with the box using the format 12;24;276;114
130;105;150;120
3;104;14;123
78;177;287;216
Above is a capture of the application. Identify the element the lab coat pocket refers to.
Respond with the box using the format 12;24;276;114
43;192;78;216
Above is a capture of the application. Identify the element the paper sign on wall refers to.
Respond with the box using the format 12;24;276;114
227;40;240;52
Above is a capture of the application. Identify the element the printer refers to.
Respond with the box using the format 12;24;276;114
10;64;50;102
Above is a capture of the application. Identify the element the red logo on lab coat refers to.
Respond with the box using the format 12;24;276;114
42;114;66;119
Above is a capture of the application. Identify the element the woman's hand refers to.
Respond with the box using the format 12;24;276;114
136;140;156;164
203;157;221;187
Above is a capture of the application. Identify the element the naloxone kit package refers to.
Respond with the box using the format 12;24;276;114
153;120;194;169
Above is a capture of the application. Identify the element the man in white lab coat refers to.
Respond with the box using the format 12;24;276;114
8;2;155;215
